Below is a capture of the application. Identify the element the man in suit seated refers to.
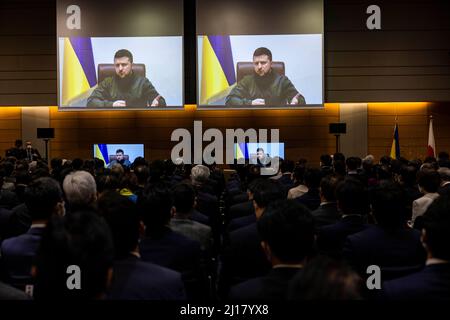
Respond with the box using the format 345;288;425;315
98;191;186;300
412;169;441;225
225;47;305;107
229;200;314;300
296;168;322;211
219;179;284;297
381;195;450;300
343;181;426;279
170;183;212;252
87;49;166;108
316;177;369;259
1;177;65;289
312;175;341;229
32;210;113;299
138;183;205;299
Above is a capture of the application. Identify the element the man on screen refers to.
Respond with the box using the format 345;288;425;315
255;147;271;167
87;49;166;108
108;149;131;168
225;47;305;107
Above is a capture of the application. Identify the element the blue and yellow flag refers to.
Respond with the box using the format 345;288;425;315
390;123;400;159
62;37;97;105
200;35;236;104
95;144;109;166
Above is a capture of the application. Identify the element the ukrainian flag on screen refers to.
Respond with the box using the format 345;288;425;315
235;143;248;160
95;144;109;166
200;35;236;104
62;37;97;105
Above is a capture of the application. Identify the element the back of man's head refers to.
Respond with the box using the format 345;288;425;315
438;167;450;182
422;195;450;261
33;210;114;300
371;181;407;228
336;178;368;215
172;183;195;215
134;165;150;186
320;154;332;167
15;139;23;148
25;177;63;221
191;165;210;186
63;170;97;209
253;179;284;210
258;200;314;264
114;49;133;63
98;191;140;259
417;169;441;193
253;47;272;61
303;168;322;190
281;160;295;174
346;157;361;172
320;175;340;202
139;182;173;234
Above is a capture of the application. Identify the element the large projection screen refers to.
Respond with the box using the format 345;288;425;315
197;0;324;109
57;0;184;110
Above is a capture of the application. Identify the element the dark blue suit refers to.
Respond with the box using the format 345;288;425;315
317;215;369;258
228;200;254;220
139;227;201;274
107;255;186;300
343;225;426;277
227;214;256;233
381;263;450;300
0;226;44;286
296;189;321;211
220;222;271;296
311;202;340;229
229;267;301;301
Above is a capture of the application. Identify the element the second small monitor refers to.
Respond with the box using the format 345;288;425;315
93;144;144;168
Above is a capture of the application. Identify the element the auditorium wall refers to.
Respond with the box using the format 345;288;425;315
0;0;449;165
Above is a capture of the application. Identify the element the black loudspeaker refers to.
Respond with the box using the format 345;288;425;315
37;128;55;139
329;123;347;134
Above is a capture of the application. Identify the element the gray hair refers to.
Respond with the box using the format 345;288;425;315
191;165;210;185
63;170;97;207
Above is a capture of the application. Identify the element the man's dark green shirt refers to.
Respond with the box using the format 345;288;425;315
87;72;166;107
225;70;305;106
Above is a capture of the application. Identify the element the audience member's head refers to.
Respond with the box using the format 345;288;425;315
280;160;295;174
320;154;332;167
258;200;314;266
320;175;340;203
371;181;408;228
293;165;306;185
288;255;363;300
399;165;418;187
172;183;195;216
417;169;441;194
139;182;173;236
438;167;450;184
134;165;150;186
336;178;368;215
63;170;97;209
191;165;210;186
24;177;64;221
346;157;361;172
303;168;322;190
33;210;114;300
333;153;345;164
252;179;285;219
98;191;140;260
421;195;450;261
96;174;120;194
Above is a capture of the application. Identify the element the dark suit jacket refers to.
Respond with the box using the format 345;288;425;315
229;267;301;301
139;227;202;275
2;204;31;240
278;173;294;195
343;225;426;277
220;222;271;296
228;200;254;220
190;209;210;226
316;215;369;259
227;214;256;233
107;255;186;300
381;263;450;300
296;189;321;211
0;226;44;285
312;202;340;228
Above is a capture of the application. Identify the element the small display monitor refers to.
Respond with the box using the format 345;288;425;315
93;144;144;168
234;142;285;162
